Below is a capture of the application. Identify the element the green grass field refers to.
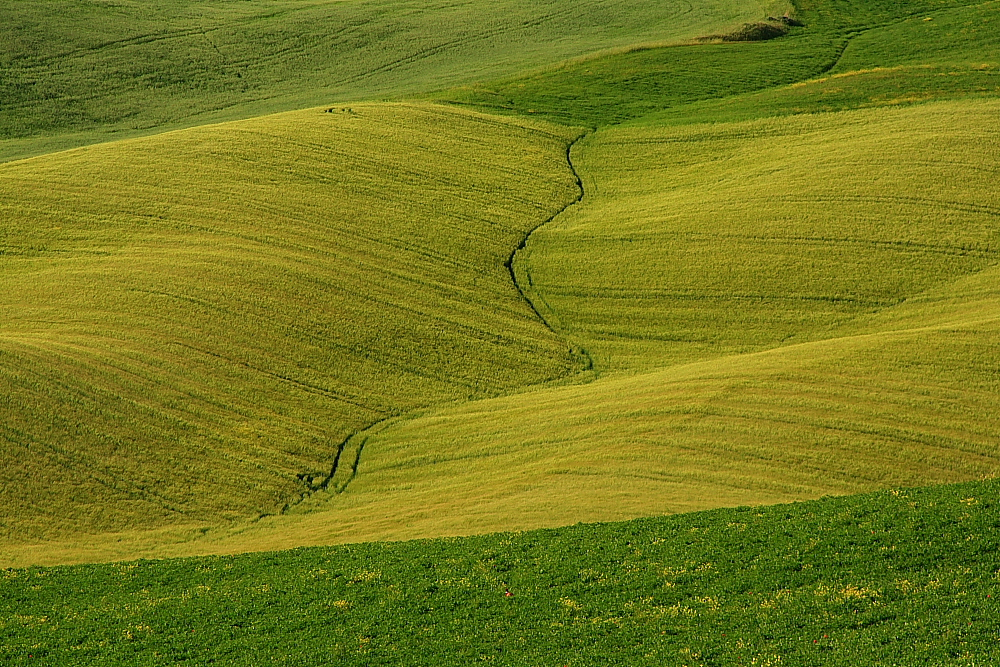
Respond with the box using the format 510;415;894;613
1;2;1000;663
0;0;782;162
440;0;999;128
2;479;997;665
640;0;1000;126
437;29;842;128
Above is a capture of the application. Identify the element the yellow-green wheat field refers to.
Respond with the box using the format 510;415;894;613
0;103;582;553
4;98;999;566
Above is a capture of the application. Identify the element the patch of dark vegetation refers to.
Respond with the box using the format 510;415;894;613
771;14;806;27
722;20;790;42
439;31;841;129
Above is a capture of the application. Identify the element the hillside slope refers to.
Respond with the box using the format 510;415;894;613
241;100;999;552
0;103;581;542
3;0;1000;568
8;99;997;567
0;0;782;162
441;0;998;128
524;99;1000;371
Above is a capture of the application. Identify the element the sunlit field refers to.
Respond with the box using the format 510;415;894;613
2;0;999;662
0;103;581;542
0;0;779;162
3;479;997;665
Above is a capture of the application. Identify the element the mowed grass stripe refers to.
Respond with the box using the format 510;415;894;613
0;102;584;541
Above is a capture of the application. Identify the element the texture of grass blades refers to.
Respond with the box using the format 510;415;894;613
4;100;998;566
278;251;1000;541
3;0;1000;574
13;238;1000;567
133;99;1000;557
0;0;778;161
832;1;1000;70
644;63;1000;127
0;102;581;541
316;302;1000;541
523;99;1000;372
1;479;997;665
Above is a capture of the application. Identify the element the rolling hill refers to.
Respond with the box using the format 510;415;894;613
102;99;996;563
0;0;996;593
0;102;582;543
2;0;1000;662
0;0;783;162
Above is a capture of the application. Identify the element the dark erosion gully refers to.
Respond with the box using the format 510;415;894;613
275;132;593;517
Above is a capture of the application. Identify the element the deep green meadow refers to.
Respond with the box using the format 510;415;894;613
441;0;999;128
2;479;998;665
645;0;1000;126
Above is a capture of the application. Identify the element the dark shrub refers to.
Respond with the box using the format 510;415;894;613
723;21;790;42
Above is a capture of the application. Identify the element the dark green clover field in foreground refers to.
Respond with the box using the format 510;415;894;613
3;478;998;666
